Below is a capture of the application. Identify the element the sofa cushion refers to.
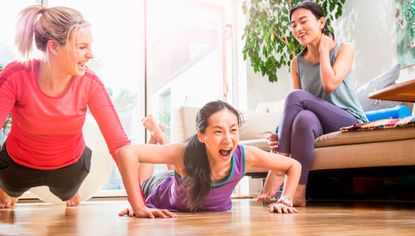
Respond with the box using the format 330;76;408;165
170;106;199;143
240;139;270;152
170;105;281;142
356;64;403;111
255;99;285;113
315;127;415;148
312;139;415;170
239;111;280;140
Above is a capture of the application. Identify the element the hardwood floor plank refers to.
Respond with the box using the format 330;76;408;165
1;199;415;235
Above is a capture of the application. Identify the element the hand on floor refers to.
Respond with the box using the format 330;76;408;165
268;202;298;214
119;207;177;218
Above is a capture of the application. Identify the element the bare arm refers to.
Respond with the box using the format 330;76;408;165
290;57;301;90
244;145;301;200
319;36;355;93
115;143;185;218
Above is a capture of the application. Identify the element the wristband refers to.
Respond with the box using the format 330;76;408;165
277;196;293;207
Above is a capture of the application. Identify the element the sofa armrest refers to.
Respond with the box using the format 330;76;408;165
240;139;270;175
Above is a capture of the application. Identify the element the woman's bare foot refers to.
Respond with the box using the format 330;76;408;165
257;171;284;202
66;192;80;207
0;187;17;208
293;184;307;207
142;115;167;144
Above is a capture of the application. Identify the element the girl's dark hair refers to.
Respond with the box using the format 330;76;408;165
183;100;242;211
289;1;334;55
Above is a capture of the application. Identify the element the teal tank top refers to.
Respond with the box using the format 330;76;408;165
297;42;368;123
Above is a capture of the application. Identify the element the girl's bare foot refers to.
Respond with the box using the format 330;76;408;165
142;115;174;170
142;115;167;144
293;184;307;207
66;192;80;207
0;187;17;208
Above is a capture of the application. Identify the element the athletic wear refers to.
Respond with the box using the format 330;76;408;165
297;41;368;123
0;143;92;200
144;145;246;212
0;60;130;170
277;90;358;183
277;42;367;184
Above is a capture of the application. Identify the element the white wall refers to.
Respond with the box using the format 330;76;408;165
246;65;290;110
338;0;396;85
244;0;415;110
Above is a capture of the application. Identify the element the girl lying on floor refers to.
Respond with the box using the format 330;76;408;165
116;100;301;218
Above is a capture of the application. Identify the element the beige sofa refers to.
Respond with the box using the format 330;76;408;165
170;102;415;175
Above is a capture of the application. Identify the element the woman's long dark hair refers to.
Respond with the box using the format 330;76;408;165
183;100;242;212
289;1;334;55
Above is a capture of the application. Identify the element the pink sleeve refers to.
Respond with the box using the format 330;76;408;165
87;77;131;160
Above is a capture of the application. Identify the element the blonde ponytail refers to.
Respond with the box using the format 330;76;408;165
15;5;45;63
14;5;88;64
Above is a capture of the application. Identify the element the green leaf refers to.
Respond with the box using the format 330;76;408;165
242;0;345;83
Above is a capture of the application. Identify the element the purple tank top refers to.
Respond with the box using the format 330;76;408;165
145;145;246;212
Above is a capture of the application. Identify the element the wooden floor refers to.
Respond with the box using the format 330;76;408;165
1;198;415;235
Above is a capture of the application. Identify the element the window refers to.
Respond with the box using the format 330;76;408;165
1;0;245;198
45;0;146;193
0;2;33;66
146;0;230;136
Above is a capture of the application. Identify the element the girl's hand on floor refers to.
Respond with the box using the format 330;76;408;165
268;202;298;214
119;207;177;218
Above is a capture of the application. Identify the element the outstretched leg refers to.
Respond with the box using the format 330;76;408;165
142;115;167;145
140;116;173;182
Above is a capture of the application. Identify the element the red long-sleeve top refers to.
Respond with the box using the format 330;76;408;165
0;60;130;170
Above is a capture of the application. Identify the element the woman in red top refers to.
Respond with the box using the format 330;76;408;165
0;5;133;208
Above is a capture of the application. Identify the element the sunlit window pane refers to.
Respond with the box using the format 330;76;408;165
47;0;145;191
147;0;229;145
0;1;35;66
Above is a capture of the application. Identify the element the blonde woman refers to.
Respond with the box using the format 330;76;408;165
0;5;134;208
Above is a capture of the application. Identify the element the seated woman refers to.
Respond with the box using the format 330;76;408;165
259;1;368;207
117;100;302;218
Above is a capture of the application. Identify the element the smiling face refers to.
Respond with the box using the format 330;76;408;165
290;8;325;46
54;26;94;76
197;108;240;165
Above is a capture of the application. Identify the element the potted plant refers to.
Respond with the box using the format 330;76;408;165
242;0;345;83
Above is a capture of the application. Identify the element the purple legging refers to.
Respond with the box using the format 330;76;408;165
277;90;358;184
